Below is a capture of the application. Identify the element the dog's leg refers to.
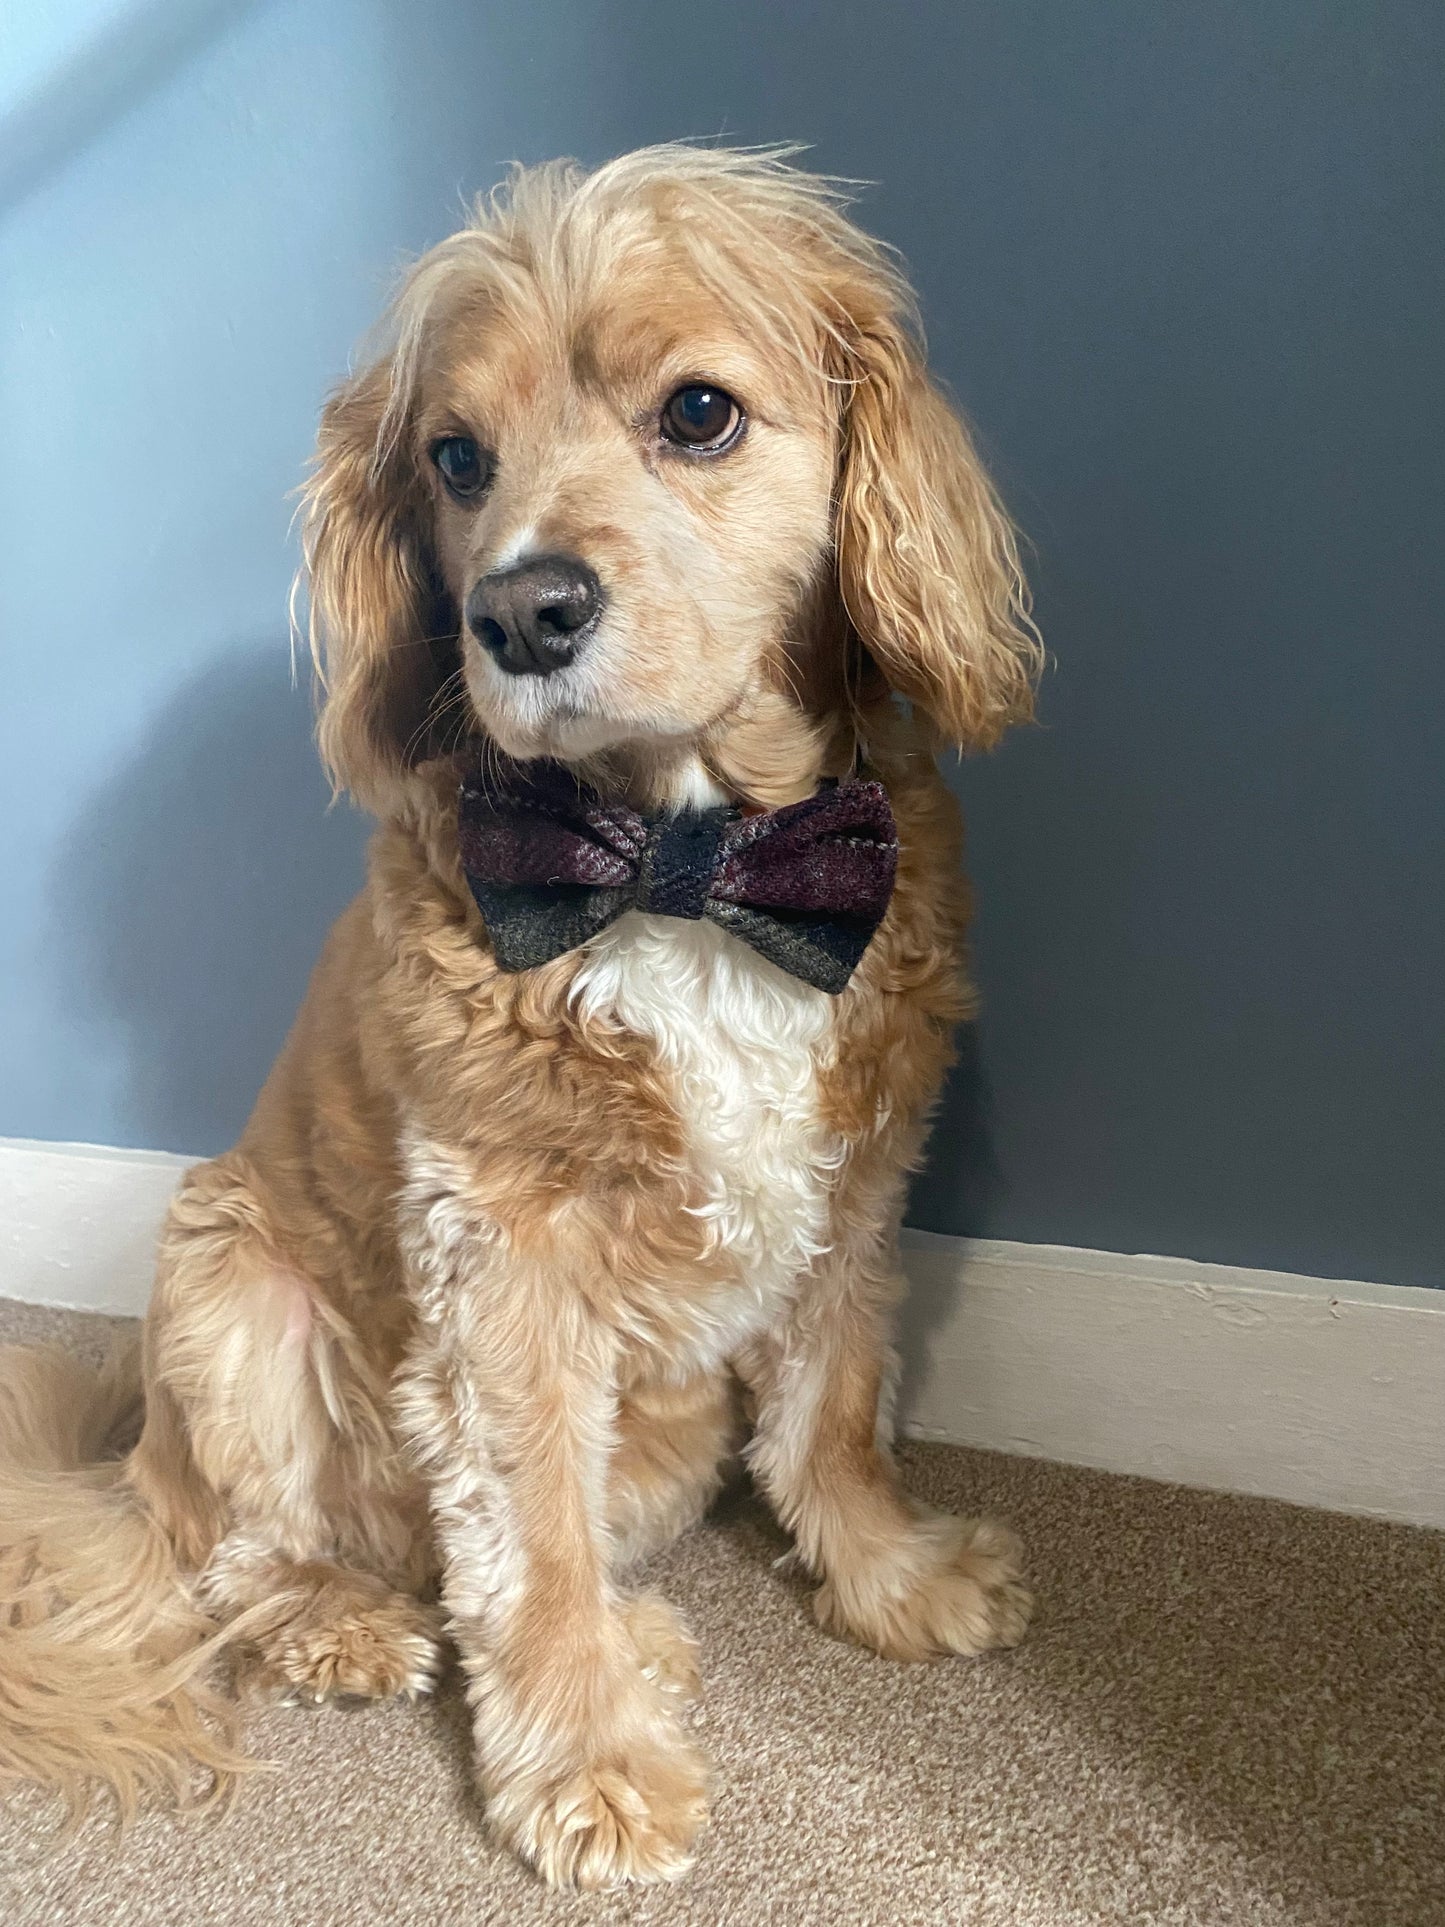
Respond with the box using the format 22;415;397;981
131;1156;442;1707
134;1377;440;1707
739;1224;1032;1663
396;1211;708;1889
595;1369;740;1710
607;1367;740;1569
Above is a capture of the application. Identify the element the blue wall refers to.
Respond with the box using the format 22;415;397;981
0;0;626;1152
2;2;1441;1287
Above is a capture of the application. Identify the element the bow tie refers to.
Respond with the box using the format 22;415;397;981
457;760;899;993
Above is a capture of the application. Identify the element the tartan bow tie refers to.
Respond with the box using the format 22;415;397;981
457;760;898;993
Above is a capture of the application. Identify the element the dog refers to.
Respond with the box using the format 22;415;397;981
0;145;1041;1890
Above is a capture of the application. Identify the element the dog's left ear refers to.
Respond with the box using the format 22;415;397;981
832;311;1041;749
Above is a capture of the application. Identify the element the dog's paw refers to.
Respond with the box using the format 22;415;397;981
816;1513;1032;1663
243;1577;443;1705
496;1730;710;1890
619;1591;702;1703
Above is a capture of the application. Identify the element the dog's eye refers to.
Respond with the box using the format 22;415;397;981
431;435;491;499
660;385;744;453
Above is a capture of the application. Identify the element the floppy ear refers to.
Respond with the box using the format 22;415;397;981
300;362;458;814
833;312;1041;749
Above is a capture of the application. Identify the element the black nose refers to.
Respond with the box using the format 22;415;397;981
465;554;603;676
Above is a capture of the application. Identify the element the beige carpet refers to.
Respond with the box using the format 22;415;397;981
1;1301;1441;1927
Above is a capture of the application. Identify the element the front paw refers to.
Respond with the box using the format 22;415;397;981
816;1513;1033;1662
491;1724;710;1890
238;1577;443;1704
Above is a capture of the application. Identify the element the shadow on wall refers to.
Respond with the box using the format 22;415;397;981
907;1022;1003;1243
51;647;369;1156
895;1023;1004;1415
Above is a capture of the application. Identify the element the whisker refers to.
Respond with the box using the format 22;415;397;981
400;660;470;768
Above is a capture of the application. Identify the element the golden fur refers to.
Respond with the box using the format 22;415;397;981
0;145;1041;1888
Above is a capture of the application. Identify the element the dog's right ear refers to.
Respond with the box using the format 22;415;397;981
301;361;454;815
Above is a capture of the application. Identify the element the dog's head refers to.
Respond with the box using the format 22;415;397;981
302;146;1039;815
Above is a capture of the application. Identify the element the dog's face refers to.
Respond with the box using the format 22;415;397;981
416;253;837;768
303;149;1040;815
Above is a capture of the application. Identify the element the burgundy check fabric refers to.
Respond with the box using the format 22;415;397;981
457;759;899;993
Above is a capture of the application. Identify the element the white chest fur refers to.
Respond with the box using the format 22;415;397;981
571;914;844;1352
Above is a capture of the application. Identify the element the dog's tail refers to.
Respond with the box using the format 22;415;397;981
0;1341;254;1821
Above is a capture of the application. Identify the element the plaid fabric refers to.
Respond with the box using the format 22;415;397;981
457;759;899;993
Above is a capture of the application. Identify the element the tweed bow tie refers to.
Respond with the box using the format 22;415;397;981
457;760;899;993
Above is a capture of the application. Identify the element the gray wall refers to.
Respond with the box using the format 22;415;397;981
2;1;1440;1288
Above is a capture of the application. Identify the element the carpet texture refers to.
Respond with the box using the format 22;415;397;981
1;1300;1441;1927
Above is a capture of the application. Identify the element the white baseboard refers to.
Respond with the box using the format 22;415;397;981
2;1138;1441;1530
898;1229;1444;1530
0;1137;194;1315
